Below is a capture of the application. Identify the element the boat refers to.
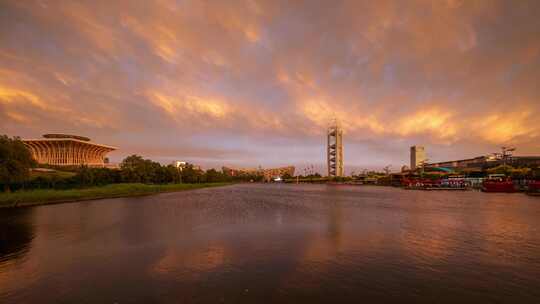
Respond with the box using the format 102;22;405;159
420;187;469;191
402;178;471;191
482;178;517;193
526;181;540;196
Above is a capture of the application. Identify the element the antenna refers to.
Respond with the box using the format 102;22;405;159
500;146;516;166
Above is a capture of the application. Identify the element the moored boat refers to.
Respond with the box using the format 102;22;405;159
402;178;440;190
526;181;540;196
421;187;469;191
402;177;472;190
482;178;516;193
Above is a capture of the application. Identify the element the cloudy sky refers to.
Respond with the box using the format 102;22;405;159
1;0;539;173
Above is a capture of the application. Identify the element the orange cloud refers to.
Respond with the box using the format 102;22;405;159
0;86;46;109
473;111;536;144
147;91;229;119
396;108;458;141
2;0;540;166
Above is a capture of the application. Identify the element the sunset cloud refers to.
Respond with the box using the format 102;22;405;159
0;86;45;109
1;0;539;171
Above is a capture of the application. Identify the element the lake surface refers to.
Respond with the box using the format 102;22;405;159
1;184;540;303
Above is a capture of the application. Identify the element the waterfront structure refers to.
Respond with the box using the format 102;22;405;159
426;155;540;169
327;121;344;177
222;166;260;176
262;166;295;182
410;146;427;170
222;166;295;182
23;134;116;167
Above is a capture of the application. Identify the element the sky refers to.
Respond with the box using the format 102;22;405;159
1;0;539;174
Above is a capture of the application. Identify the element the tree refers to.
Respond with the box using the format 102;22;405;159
282;172;293;180
510;167;531;179
205;168;222;182
0;135;36;192
120;155;155;183
181;163;203;183
75;166;95;187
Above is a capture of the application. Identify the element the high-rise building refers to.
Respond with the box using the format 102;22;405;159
410;145;426;170
327;121;344;177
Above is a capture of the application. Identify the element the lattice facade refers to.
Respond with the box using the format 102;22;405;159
327;122;344;177
23;134;116;167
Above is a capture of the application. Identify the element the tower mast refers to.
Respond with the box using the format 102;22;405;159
327;119;344;177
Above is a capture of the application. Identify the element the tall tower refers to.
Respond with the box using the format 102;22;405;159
410;145;426;170
327;120;344;177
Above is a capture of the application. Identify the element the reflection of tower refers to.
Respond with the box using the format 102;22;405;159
327;199;343;247
327;120;344;177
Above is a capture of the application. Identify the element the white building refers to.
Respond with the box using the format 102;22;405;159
171;161;187;170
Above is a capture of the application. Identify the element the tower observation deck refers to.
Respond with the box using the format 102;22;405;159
327;121;344;177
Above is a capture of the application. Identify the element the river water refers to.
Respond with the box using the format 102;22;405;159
1;184;539;303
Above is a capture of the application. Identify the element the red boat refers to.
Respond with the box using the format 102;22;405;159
527;181;540;196
482;179;516;193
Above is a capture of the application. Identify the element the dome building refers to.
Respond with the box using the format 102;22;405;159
22;134;116;167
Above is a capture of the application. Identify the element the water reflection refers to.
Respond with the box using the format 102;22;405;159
326;190;343;248
0;208;35;262
0;185;539;303
0;208;36;301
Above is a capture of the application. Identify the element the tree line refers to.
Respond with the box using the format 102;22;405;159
0;135;262;192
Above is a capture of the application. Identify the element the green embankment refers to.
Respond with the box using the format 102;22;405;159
29;170;76;179
0;183;232;208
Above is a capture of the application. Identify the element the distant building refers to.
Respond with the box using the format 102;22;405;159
171;161;187;170
172;161;202;171
327;121;344;177
222;166;295;182
23;134;116;167
410;146;426;170
426;156;540;169
262;166;295;182
222;166;259;176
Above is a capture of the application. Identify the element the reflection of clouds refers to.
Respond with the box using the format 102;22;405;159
480;196;537;266
0;256;40;300
1;185;539;301
397;203;461;263
400;228;456;262
151;245;226;277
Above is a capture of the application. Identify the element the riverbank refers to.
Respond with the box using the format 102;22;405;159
0;182;233;208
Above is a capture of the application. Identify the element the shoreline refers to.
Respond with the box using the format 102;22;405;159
0;183;234;209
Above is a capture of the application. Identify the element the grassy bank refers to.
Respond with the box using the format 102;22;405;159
0;183;233;208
